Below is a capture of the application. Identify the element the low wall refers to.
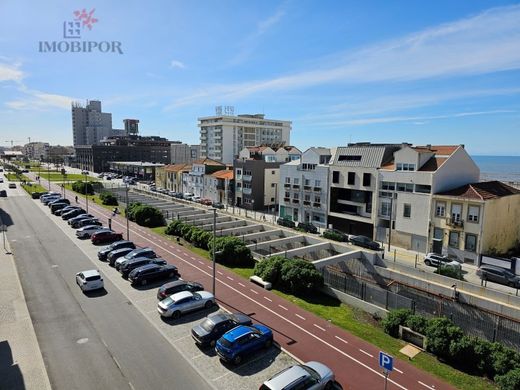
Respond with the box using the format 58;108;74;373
321;286;388;319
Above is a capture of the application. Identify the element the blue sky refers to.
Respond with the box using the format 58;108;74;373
1;1;520;155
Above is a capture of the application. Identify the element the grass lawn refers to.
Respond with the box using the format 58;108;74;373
64;184;114;213
39;173;98;182
146;226;495;390
5;173;31;182
21;183;48;195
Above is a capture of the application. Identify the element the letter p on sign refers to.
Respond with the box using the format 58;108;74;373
379;351;393;372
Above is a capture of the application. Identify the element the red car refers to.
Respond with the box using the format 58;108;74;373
200;198;213;206
91;230;123;245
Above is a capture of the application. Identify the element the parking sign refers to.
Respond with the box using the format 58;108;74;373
379;351;393;372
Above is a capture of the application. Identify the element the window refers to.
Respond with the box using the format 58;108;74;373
348;172;355;185
236;169;242;175
314;195;321;203
285;191;290;198
449;231;459;248
436;202;446;217
380;202;391;217
304;194;311;201
468;206;480;223
397;182;414;192
433;227;443;239
396;163;416;171
363;173;371;186
302;163;316;170
396;163;403;171
465;234;477;252
285;177;290;183
271;170;275;174
294;178;299;185
451;204;462;222
332;171;340;184
415;184;431;194
403;204;411;218
293;193;299;200
314;179;320;187
271;183;276;187
381;181;395;191
304;179;310;186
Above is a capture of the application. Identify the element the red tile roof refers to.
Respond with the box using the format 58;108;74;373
413;145;459;156
164;163;190;172
192;158;225;166
437;181;520;200
211;170;234;180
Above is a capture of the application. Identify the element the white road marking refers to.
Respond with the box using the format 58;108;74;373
250;289;259;294
359;349;374;358
238;282;245;287
295;314;306;320
394;367;403;374
335;335;348;344
198;261;204;265
313;324;326;332
264;297;272;302
418;381;435;390
278;304;288;311
129;382;136;390
217;271;223;275
226;276;233;281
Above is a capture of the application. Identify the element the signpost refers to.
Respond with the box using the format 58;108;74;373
379;351;393;390
1;224;7;253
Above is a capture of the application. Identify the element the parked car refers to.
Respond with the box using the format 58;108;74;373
91;230;124;245
157;290;215;318
157;280;204;300
191;313;252;348
42;195;61;205
31;191;44;199
260;361;335;390
8;183;16;189
192;196;201;203
200;198;213;206
215;324;273;365
120;257;169;278
128;264;179;286
76;225;106;239
212;202;224;209
183;192;194;200
107;247;136;267
55;205;80;216
0;190;7;197
40;192;59;201
323;229;349;242
68;214;94;226
277;217;296;228
97;240;136;261
73;218;102;229
297;222;318;234
476;265;520;288
47;198;70;207
424;253;462;270
115;247;157;270
76;270;104;292
350;235;382;250
50;202;70;214
62;209;87;220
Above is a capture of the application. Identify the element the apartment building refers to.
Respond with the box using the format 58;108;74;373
328;143;401;237
171;143;201;164
234;146;302;211
376;145;479;253
198;113;291;163
204;169;234;204
72;100;113;146
183;158;226;197
23;142;50;160
155;163;191;191
278;147;333;228
431;181;520;263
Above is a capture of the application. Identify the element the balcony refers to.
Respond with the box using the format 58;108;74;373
304;185;312;191
292;199;300;204
284;183;291;188
292;184;300;189
200;135;207;140
242;175;252;182
313;202;321;209
236;187;242;193
303;201;311;206
283;197;290;202
200;129;207;134
446;218;464;228
243;187;252;195
313;187;321;192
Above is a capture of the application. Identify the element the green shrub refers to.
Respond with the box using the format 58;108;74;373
425;317;463;360
382;309;412;337
405;314;428;334
280;259;324;295
133;205;165;227
495;368;520;390
434;266;464;280
165;219;185;236
322;230;346;242
254;256;286;286
209;236;254;267
125;202;142;221
99;192;118;206
490;342;520;377
71;180;93;195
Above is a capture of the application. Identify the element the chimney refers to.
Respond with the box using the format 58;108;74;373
426;144;432;150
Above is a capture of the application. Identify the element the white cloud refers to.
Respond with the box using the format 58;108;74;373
170;60;186;69
6;88;76;110
167;4;520;108
0;61;24;82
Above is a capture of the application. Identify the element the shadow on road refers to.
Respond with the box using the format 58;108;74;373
84;288;108;298
132;276;181;291
0;340;25;390
0;208;14;227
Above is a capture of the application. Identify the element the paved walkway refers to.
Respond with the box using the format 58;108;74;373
0;197;52;390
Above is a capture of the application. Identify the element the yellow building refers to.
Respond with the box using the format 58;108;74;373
430;181;520;264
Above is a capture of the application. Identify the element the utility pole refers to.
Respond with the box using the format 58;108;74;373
211;208;217;296
125;184;130;240
84;172;89;213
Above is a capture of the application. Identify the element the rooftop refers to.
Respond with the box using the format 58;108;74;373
211;170;234;180
437;181;520;200
192;157;225;166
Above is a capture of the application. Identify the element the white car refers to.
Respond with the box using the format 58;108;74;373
260;361;335;390
424;253;462;270
76;225;106;239
76;270;104;292
157;291;215;319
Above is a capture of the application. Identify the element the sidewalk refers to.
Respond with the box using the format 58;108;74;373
0;228;52;390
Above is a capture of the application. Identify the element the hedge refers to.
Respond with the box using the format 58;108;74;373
322;230;347;242
71;180;94;195
99;192;118;206
126;202;165;227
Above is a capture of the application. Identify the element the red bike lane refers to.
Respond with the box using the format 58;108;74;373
42;179;454;390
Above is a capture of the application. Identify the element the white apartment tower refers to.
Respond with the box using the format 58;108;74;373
198;112;291;164
72;100;113;146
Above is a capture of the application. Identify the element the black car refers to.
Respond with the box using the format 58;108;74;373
128;264;179;286
277;217;296;228
115;247;157;270
62;209;87;220
191;313;252;348
476;265;520;288
0;190;6;197
31;191;44;199
350;235;382;250
297;222;318;234
67;213;94;225
120;257;170;278
55;205;81;216
157;280;204;300
212;202;225;209
107;247;135;266
97;240;136;261
50;202;70;214
48;198;70;207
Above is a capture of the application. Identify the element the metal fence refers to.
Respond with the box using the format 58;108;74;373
322;266;520;351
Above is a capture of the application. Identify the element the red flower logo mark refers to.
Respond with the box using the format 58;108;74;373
73;8;98;30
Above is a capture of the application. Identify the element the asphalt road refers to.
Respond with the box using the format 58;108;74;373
3;193;212;390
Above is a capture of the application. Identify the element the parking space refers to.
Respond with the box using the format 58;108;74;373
33;198;300;390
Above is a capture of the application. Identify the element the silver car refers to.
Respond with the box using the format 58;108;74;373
260;361;335;390
157;291;215;319
76;225;106;239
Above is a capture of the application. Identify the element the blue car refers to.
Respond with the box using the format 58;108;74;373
215;324;273;365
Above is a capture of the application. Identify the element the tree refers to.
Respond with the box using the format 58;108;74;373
405;314;428;335
209;236;254;267
125;202;143;221
254;256;286;286
280;259;324;295
495;368;520;390
133;205;165;227
72;180;93;195
382;309;413;338
425;317;463;360
99;192;118;206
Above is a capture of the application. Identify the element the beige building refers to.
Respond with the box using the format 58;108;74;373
204;169;234;204
431;181;520;264
155;164;191;192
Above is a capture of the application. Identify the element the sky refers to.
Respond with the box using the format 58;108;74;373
1;1;520;155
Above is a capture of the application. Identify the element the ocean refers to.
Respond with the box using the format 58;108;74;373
471;156;520;183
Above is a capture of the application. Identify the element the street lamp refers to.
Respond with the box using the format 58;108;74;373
211;208;217;296
125;183;130;240
84;171;89;213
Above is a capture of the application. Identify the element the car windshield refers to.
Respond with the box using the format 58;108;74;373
162;297;174;306
85;275;101;281
301;365;321;380
200;318;215;332
219;338;233;348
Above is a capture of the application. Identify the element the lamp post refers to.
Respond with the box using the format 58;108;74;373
47;158;51;191
211;208;217;296
125;184;130;240
84;172;89;213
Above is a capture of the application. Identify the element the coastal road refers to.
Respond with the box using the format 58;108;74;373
2;191;211;390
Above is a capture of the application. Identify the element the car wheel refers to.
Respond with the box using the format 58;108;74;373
141;279;147;286
209;339;216;348
424;260;431;266
233;354;242;365
324;382;333;390
264;338;273;348
204;300;213;309
172;311;181;320
169;272;174;278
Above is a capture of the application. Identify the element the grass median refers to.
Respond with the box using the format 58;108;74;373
39;173;98;182
21;182;48;195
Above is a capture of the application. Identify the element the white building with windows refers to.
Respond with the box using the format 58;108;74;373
72;100;113;146
183;158;226;197
278;147;333;228
376;145;479;253
23;142;50;160
198;113;291;164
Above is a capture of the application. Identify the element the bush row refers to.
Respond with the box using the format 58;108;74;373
254;255;324;296
71;180;94;195
321;230;347;242
164;219;254;267
382;309;520;388
99;192;118;206
126;202;165;228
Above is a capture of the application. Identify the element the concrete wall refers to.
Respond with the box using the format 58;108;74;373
321;286;388;318
482;195;520;254
432;147;479;193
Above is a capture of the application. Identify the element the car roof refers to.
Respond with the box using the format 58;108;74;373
135;263;159;272
170;291;193;301
480;264;510;272
265;365;310;388
160;280;187;289
223;325;254;341
81;269;100;278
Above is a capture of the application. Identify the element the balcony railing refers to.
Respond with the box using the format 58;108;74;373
242;175;252;182
313;187;321;192
243;187;252;195
284;183;291;188
313;202;321;209
304;185;312;191
292;199;300;204
292;184;300;189
283;197;290;202
303;201;311;206
446;217;464;228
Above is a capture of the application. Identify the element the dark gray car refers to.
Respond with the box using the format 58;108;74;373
476;265;520;288
191;313;252;348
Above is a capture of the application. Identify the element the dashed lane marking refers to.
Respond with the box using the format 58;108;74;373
264;297;272;302
313;324;326;332
335;335;348;344
359;349;374;358
394;367;403;374
250;289;259;295
418;381;435;390
226;276;233;281
278;304;288;311
238;282;245;287
295;314;306;320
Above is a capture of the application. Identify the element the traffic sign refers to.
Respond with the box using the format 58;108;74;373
379;351;393;372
